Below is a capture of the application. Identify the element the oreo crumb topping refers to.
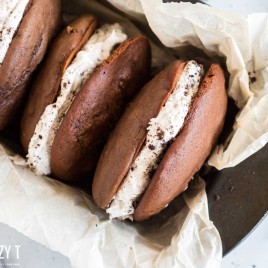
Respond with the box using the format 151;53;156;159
147;166;156;179
156;127;164;140
250;77;257;84
132;201;138;209
215;194;220;201
148;144;155;150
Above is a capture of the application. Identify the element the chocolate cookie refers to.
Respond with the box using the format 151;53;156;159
0;0;61;130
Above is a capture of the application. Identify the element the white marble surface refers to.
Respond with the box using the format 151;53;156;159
205;0;268;16
0;222;71;268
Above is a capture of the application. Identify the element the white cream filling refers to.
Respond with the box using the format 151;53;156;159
107;61;204;220
27;23;127;175
0;0;29;65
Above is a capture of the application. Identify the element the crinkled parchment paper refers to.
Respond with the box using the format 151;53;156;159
0;144;221;268
1;0;268;267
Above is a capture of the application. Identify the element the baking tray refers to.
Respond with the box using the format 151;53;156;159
206;143;268;254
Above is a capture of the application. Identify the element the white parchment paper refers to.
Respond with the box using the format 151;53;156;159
1;0;268;267
0;144;221;268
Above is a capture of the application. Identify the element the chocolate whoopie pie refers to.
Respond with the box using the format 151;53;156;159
93;60;227;221
0;0;61;130
21;14;151;183
21;14;98;151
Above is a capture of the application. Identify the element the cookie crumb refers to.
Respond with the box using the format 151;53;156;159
67;26;78;34
250;77;257;84
229;185;235;192
215;194;220;201
148;144;155;150
156;127;165;140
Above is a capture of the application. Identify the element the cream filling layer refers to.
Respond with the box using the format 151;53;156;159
27;23;127;175
0;0;29;64
107;61;204;220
